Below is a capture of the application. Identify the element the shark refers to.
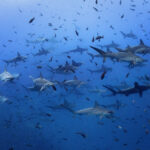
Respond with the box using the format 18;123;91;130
33;48;50;56
90;46;146;65
88;65;112;74
48;61;76;74
99;41;120;49
28;73;56;91
63;46;87;54
116;39;150;55
61;76;85;88
103;82;150;97
0;68;20;82
3;52;27;65
75;101;113;119
47;99;75;113
120;31;137;39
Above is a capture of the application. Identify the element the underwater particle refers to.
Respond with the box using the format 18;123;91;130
29;17;35;23
123;143;128;146
101;71;107;80
48;23;52;26
145;129;149;135
35;122;42;129
114;138;119;142
49;56;53;62
76;132;86;138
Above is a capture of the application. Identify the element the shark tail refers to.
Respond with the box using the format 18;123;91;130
90;46;106;56
120;31;126;38
103;85;117;95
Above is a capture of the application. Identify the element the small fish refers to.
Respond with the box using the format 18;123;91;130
101;71;107;80
67;56;71;59
64;37;68;41
119;0;122;5
126;72;130;78
121;14;124;18
76;132;86;138
92;37;95;42
75;30;79;36
29;17;35;23
37;65;42;69
93;7;98;11
95;35;104;41
49;57;53;62
95;0;98;4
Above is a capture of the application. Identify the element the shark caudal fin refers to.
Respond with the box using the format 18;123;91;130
90;46;106;56
120;31;126;38
103;85;117;95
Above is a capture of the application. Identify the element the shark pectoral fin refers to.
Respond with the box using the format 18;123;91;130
40;85;46;91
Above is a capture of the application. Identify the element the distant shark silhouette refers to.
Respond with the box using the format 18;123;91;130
103;82;150;97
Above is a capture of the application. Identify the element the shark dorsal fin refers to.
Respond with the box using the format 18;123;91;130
126;45;130;49
40;72;43;78
140;39;144;45
17;52;21;57
134;82;139;88
94;101;100;108
74;75;78;80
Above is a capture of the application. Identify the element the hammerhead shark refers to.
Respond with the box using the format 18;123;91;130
0;68;20;82
33;48;50;56
116;39;150;55
103;82;150;97
3;52;27;65
75;101;113;119
28;73;56;91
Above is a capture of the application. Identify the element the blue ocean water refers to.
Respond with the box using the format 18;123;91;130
0;0;150;150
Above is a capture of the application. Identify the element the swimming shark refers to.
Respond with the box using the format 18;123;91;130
120;31;137;39
3;52;27;65
63;46;87;54
47;99;75;113
33;48;50;56
75;101;113;119
61;76;85;88
103;82;150;97
99;41;120;49
116;39;150;55
90;46;146;65
0;68;20;82
29;73;56;91
88;65;112;74
48;61;76;74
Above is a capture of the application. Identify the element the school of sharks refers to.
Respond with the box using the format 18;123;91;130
0;0;150;150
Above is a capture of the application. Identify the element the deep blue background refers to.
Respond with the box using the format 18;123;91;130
0;0;150;150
